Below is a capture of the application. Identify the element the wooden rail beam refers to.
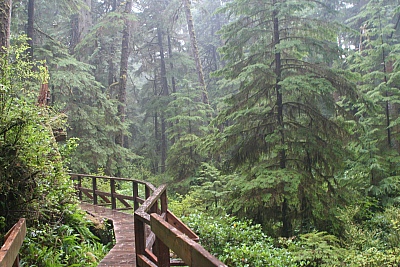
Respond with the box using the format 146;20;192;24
0;218;27;267
150;214;227;267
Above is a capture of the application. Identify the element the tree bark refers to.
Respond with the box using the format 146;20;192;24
167;32;179;145
0;0;12;54
115;0;133;149
27;0;34;59
182;0;208;104
69;0;92;54
272;0;291;238
157;27;169;173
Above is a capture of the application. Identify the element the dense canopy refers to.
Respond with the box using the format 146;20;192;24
1;0;400;266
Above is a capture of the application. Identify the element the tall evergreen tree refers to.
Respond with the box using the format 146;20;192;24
183;0;208;104
345;0;400;205
210;0;357;236
115;0;133;152
0;0;12;53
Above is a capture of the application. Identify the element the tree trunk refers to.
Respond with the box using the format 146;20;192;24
0;0;12;54
157;27;169;173
69;0;92;54
107;0;117;95
115;0;133;148
182;0;208;104
27;0;34;59
167;32;179;145
167;33;177;95
272;0;291;238
112;0;117;11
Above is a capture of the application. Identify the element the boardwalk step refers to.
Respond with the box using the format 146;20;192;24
80;203;136;267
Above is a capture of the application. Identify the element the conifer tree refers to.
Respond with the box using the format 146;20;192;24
346;0;400;205
183;0;208;104
0;0;12;53
211;0;357;236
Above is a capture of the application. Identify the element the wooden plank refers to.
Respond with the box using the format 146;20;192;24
79;188;94;200
167;210;199;242
136;185;167;214
170;259;186;266
150;214;227;267
69;173;157;191
137;254;158;267
92;177;98;205
156;236;170;267
111;179;116;209
115;193;135;201
115;195;133;208
144;249;157;264
80;204;136;267
146;232;156;250
0;218;26;267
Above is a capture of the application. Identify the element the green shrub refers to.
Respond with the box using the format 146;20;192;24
21;207;111;267
0;39;110;266
183;212;296;267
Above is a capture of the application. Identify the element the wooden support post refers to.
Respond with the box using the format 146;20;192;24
133;181;139;210
111;179;116;210
134;217;146;264
78;176;82;200
161;190;167;217
92;177;98;205
155;237;170;267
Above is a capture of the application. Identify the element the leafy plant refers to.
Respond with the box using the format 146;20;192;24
183;212;296;267
21;208;111;267
0;39;110;266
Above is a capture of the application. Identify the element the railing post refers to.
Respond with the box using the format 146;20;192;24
133;181;139;211
92;176;98;205
111;179;116;210
145;185;151;200
161;190;167;217
156;237;170;267
78;176;82;200
134;217;145;265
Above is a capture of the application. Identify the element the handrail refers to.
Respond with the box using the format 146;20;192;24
134;186;227;267
0;218;27;267
70;173;155;210
70;173;227;267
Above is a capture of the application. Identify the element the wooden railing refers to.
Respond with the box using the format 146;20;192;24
70;173;156;210
70;173;227;267
0;218;27;267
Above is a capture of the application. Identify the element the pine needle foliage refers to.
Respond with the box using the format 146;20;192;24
35;40;131;174
208;0;358;235
345;0;400;205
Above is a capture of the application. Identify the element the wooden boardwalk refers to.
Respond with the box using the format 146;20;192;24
80;203;136;267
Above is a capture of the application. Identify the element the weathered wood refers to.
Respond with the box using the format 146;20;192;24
155;236;169;267
150;214;227;267
146;232;156;250
135;215;147;266
0;218;26;267
111;179;116;209
72;173;149;211
170;259;186;266
137;254;158;267
73;174;226;267
160;191;167;215
133;182;139;210
80;203;135;267
92;177;98;205
70;173;156;191
137;185;167;214
166;211;199;242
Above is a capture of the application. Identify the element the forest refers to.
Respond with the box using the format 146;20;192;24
1;0;400;266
